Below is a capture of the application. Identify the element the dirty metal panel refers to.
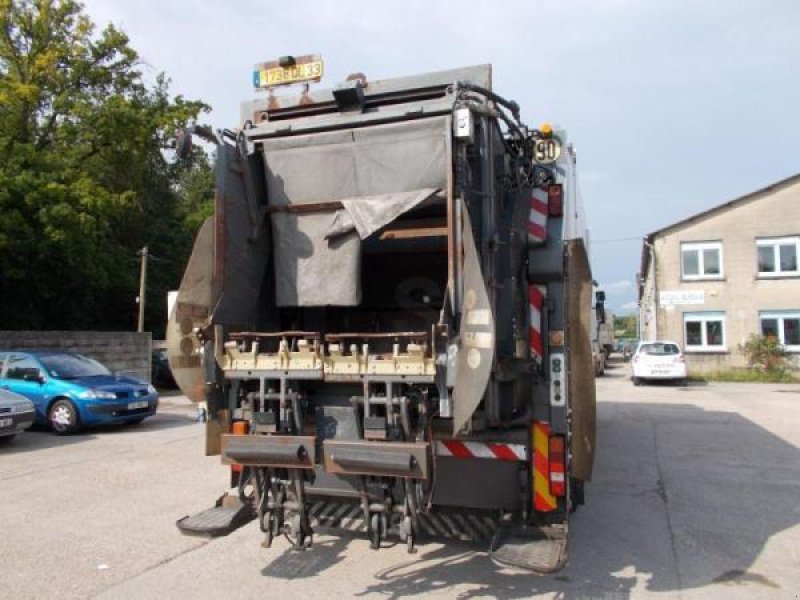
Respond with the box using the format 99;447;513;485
212;140;271;326
166;217;213;403
221;434;316;469
205;408;229;458
452;207;495;435
241;64;492;127
323;440;429;479
565;238;596;481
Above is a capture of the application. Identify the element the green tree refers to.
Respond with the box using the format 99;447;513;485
0;0;209;335
613;314;637;339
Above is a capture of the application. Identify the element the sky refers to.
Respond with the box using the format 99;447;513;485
82;0;800;313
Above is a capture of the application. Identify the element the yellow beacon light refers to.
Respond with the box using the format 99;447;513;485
540;122;553;137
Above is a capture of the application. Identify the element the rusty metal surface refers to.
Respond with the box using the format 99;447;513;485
229;331;320;340
323;331;429;341
452;207;495;436
565;238;596;481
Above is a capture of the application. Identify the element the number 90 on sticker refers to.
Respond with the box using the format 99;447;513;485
533;138;562;165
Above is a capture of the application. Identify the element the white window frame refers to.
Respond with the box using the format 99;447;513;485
756;236;799;277
759;311;800;352
683;311;726;352
681;241;724;280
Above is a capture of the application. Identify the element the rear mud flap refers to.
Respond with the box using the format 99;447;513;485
176;493;255;537
489;523;568;573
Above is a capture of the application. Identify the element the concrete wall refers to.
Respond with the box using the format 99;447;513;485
640;178;800;373
0;331;152;382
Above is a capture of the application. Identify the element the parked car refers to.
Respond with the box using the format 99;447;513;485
631;341;687;386
0;351;158;434
151;348;177;388
0;388;35;443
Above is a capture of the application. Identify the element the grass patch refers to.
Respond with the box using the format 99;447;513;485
690;369;800;383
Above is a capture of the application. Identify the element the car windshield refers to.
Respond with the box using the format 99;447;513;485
39;354;111;379
640;343;680;356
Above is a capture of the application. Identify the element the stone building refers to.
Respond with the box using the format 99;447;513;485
638;174;800;373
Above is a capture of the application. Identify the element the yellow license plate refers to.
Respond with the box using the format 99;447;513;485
255;61;324;88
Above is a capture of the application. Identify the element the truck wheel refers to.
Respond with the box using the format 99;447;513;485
632;377;641;386
49;399;80;434
370;513;381;550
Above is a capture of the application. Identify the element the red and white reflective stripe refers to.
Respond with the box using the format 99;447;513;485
527;186;548;244
529;284;546;362
436;440;526;461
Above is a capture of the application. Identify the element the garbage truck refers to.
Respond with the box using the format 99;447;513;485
167;58;596;573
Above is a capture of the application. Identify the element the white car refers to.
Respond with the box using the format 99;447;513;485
631;341;687;386
0;388;36;443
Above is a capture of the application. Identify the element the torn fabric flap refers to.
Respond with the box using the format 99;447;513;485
325;188;441;240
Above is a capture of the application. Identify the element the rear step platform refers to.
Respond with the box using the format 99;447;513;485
176;493;255;537
489;524;568;573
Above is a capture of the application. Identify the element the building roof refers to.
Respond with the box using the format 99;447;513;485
638;171;800;298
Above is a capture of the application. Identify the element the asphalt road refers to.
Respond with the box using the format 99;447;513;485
1;367;799;599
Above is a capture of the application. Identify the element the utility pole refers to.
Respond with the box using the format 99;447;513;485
137;246;149;332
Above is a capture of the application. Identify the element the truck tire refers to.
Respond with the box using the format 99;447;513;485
632;377;641;386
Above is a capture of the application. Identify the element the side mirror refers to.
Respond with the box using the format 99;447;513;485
23;370;45;384
595;290;606;324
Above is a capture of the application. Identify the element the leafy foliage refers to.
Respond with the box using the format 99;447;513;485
613;314;637;339
738;334;789;374
0;0;211;335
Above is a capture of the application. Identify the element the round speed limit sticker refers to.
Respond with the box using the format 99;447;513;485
533;137;562;164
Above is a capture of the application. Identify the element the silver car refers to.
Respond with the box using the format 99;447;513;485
0;388;36;442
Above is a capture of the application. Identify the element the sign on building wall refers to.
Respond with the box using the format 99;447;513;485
659;290;705;306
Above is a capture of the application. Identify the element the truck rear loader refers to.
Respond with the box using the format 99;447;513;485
167;60;596;573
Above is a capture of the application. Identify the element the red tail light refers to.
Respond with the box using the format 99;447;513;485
549;435;566;497
547;184;564;217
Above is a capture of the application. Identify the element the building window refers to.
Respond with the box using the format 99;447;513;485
681;242;723;280
760;311;800;351
756;237;799;277
684;312;726;351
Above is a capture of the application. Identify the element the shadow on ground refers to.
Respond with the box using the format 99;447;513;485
0;411;195;454
257;401;798;598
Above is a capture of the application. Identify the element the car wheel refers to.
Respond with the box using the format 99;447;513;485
0;434;15;444
49;399;80;434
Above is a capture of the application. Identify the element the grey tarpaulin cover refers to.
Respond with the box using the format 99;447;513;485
325;188;440;240
261;117;448;306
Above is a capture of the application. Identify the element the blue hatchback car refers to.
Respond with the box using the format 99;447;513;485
0;351;158;434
